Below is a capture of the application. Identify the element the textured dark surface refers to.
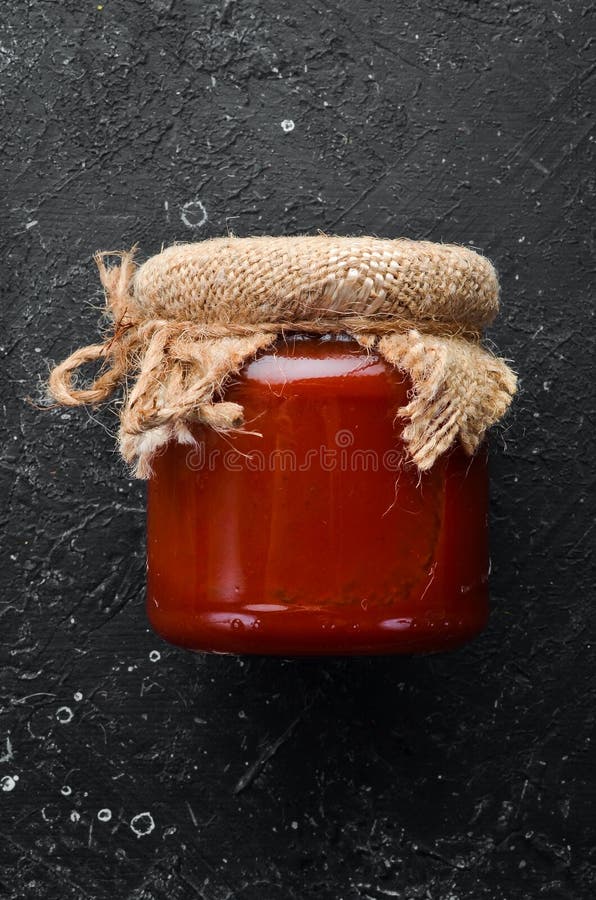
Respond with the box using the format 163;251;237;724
1;1;595;898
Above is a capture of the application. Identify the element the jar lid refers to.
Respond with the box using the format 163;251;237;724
132;236;500;333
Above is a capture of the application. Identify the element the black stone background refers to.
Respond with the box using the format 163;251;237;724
1;1;594;898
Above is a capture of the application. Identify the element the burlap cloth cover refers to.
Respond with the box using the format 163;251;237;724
48;236;516;477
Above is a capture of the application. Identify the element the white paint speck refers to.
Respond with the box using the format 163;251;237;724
56;706;73;724
291;820;298;830
97;808;112;822
61;785;72;797
180;199;208;229
281;119;295;133
73;692;83;702
130;811;155;838
149;650;161;663
25;220;38;230
0;736;13;762
1;774;17;792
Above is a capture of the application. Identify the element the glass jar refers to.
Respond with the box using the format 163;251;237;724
147;336;489;655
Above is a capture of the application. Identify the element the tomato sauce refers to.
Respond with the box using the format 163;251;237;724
147;336;489;655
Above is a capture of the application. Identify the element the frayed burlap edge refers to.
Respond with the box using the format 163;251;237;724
48;240;516;477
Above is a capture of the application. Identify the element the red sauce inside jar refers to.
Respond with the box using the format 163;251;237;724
147;336;489;655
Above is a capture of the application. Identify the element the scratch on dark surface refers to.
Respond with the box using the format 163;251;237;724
234;713;304;795
186;801;199;828
0;834;97;899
